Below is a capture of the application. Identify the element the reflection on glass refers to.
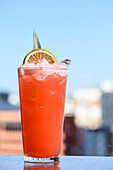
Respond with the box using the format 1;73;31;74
24;162;60;170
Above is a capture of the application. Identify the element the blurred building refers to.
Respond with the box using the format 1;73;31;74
84;128;109;156
64;97;75;116
0;92;19;110
100;81;113;128
100;81;113;156
63;98;86;155
63;80;113;156
73;88;102;130
101;93;113;128
0;92;23;154
63;116;86;156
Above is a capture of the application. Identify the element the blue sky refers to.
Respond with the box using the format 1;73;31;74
0;0;113;96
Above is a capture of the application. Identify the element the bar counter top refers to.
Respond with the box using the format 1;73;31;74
0;155;113;170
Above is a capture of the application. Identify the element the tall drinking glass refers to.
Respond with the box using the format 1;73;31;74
18;66;68;163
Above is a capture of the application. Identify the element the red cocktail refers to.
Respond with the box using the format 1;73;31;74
18;64;68;163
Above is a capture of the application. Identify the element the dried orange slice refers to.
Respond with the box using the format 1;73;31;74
23;49;57;64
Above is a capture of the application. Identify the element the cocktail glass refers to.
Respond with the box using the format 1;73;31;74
18;66;68;163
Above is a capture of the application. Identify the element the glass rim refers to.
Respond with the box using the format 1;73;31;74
18;66;68;71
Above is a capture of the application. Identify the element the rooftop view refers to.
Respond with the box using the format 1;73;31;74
0;0;113;158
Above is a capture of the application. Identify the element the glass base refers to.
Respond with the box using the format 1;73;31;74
24;155;60;163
